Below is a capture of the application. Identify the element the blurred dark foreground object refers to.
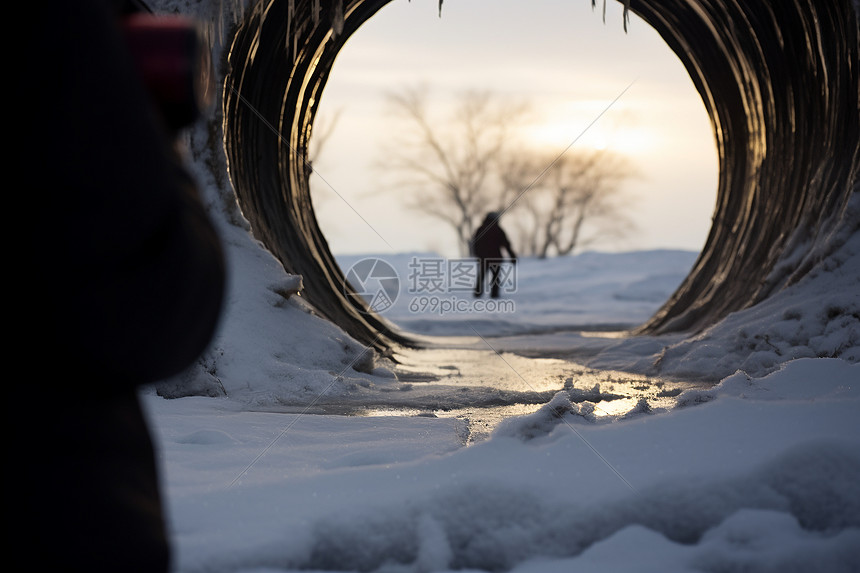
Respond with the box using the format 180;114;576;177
14;1;226;571
121;11;215;131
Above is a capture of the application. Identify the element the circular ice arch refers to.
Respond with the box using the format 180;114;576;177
222;0;859;352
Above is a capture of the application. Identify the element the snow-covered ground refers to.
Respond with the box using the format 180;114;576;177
144;180;860;572
336;249;700;337
147;357;859;573
137;3;859;570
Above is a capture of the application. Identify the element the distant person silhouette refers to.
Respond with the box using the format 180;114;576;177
471;211;518;298
16;1;225;571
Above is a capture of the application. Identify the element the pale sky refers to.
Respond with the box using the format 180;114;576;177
310;0;718;258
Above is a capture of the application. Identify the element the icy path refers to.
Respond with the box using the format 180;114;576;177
297;333;709;444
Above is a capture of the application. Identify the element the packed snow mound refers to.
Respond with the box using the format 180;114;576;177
155;221;388;405
674;357;858;407
152;359;860;573
298;442;859;572
589;225;859;381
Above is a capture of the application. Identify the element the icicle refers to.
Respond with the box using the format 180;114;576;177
258;0;266;42
285;0;294;60
591;0;631;33
623;0;630;32
438;0;443;17
332;0;345;37
292;6;298;60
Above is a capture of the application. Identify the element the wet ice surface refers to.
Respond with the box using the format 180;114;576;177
234;251;710;442
305;334;709;444
294;251;709;441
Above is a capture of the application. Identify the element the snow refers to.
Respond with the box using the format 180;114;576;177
337;249;699;337
144;353;860;572
132;2;859;571
141;163;859;571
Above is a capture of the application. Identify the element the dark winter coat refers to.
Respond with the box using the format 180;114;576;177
472;214;517;260
14;2;226;571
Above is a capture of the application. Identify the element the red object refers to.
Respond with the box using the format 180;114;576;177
121;13;214;129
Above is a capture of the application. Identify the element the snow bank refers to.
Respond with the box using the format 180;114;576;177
156;219;403;407
588;223;859;382
147;358;860;573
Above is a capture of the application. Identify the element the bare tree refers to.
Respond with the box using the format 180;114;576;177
378;86;528;255
376;86;637;257
498;151;543;256
503;149;638;258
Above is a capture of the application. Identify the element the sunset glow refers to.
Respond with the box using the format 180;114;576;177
313;0;718;257
523;121;657;156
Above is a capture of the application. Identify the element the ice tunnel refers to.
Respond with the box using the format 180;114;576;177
222;0;859;353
